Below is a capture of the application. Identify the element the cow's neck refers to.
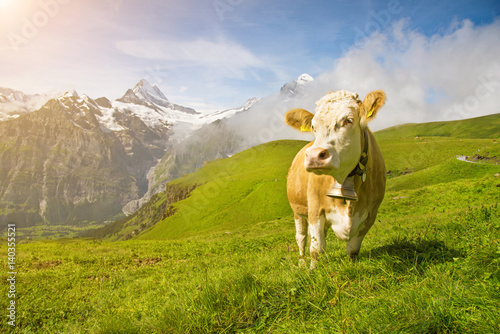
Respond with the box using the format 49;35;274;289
348;127;369;178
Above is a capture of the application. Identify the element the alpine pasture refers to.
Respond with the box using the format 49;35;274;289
1;114;499;333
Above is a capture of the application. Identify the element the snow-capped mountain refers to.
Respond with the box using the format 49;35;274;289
117;79;198;116
0;79;260;226
0;79;254;130
112;79;257;132
125;79;172;108
280;73;314;98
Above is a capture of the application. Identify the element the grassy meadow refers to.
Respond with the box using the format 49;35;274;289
1;115;500;333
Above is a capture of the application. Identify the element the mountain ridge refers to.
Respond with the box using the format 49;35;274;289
0;78;267;228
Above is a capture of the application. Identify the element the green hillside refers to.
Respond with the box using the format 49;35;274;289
139;137;498;241
81;140;307;241
97;138;497;242
375;112;500;140
140;140;305;240
386;157;500;192
376;136;495;178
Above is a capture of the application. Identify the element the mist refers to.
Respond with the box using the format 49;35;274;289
224;18;500;149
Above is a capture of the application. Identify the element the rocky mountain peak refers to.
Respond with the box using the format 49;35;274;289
280;73;314;98
95;97;112;108
117;79;171;110
133;79;169;103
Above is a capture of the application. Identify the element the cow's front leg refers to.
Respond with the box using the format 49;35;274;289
309;215;326;269
346;235;364;260
347;215;376;260
294;215;308;267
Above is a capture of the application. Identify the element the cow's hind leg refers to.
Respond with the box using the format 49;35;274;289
295;215;308;267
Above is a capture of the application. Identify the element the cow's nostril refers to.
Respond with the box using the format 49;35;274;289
306;147;330;165
318;150;330;160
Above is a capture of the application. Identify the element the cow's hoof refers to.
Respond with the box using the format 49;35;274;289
298;258;307;268
348;252;359;261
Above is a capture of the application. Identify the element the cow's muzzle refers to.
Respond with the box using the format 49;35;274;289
305;147;333;172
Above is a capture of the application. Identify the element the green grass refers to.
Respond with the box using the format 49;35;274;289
1;203;499;333
386;157;500;192
2;115;500;333
13;222;107;241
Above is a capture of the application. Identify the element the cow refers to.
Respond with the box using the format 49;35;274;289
285;90;386;268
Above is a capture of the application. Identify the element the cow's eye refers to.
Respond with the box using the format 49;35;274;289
343;118;354;126
311;125;315;131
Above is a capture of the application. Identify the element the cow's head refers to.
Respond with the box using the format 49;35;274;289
285;90;385;183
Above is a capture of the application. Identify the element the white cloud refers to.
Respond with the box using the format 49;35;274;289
303;19;500;130
115;38;272;80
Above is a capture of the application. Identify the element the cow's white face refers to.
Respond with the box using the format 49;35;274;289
285;90;386;184
306;91;363;183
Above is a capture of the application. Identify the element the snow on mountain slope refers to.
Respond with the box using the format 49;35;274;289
0;88;60;121
0;87;31;103
297;73;314;84
95;105;126;133
197;97;261;125
132;79;171;108
113;100;174;129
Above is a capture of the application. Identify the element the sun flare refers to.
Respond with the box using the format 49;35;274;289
0;0;14;7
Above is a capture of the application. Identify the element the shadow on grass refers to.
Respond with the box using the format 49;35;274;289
367;237;464;273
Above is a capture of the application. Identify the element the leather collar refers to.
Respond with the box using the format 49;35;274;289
348;128;369;178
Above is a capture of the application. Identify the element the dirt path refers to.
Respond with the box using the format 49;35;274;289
456;155;478;163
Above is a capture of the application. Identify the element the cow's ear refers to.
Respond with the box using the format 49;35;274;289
361;90;386;123
285;108;314;132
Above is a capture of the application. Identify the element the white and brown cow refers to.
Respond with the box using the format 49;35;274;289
285;90;386;268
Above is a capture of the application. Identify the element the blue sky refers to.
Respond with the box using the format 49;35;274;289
0;0;499;115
